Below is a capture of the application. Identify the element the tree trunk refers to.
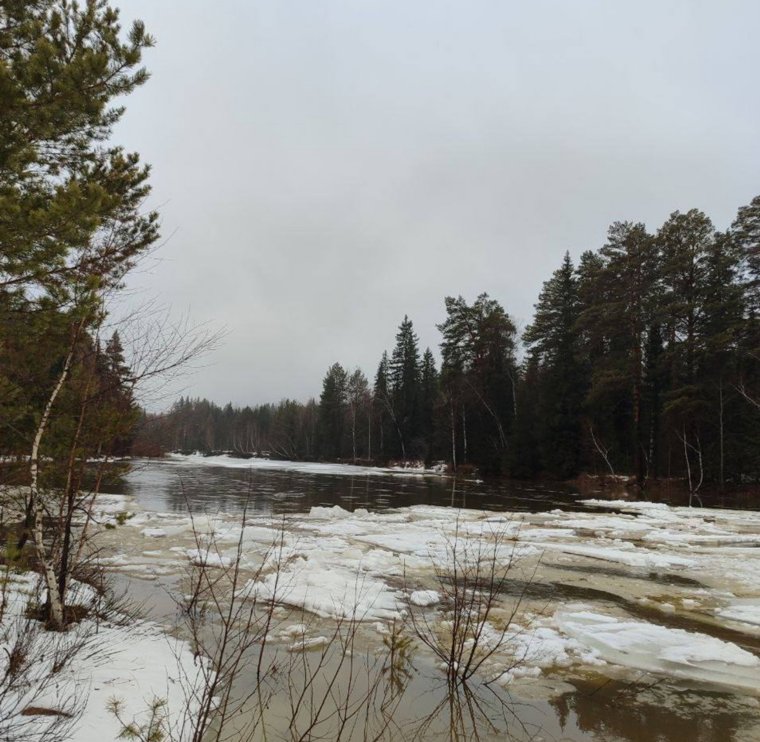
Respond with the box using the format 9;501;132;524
682;426;693;505
449;399;457;472
29;341;78;630
367;409;372;461
351;405;357;462
632;332;644;487
461;406;468;465
58;371;94;605
719;380;725;491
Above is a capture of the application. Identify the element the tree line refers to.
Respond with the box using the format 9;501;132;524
142;196;760;487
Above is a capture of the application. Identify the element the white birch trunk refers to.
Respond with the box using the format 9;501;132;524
29;344;76;629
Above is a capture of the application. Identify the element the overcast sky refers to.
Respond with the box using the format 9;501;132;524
115;0;760;409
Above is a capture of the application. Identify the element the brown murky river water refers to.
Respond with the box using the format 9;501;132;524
99;458;760;742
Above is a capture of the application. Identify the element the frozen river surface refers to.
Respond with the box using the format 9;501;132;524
94;455;760;741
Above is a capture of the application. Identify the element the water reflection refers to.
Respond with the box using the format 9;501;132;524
552;679;757;741
118;459;584;516
112;459;760;742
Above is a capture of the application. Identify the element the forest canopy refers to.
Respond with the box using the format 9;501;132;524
139;196;760;487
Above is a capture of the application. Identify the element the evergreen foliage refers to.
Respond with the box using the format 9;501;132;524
1;0;154;466
135;196;760;488
389;316;421;459
0;0;157;628
524;253;585;477
438;294;517;473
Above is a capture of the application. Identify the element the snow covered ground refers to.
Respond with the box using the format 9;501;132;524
0;569;206;742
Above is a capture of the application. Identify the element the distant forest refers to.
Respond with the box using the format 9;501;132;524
137;196;760;485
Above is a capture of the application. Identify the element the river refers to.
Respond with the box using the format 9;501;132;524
97;455;760;742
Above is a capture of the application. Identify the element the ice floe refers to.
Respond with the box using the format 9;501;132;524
89;485;760;697
409;590;440;606
557;610;760;693
238;556;402;621
165;453;442;478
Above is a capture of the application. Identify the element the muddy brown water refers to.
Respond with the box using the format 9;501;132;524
109;459;760;742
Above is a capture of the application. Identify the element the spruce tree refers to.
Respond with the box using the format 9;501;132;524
419;347;439;464
389;316;421;459
318;363;348;459
373;352;392;461
524;252;585;477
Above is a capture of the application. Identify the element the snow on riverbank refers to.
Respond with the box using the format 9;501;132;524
0;569;207;742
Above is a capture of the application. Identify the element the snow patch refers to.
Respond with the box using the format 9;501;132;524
409;590;440;607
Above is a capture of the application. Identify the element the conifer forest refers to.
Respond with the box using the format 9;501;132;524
143;200;760;490
4;3;760;742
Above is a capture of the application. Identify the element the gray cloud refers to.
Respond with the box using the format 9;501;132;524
115;0;760;407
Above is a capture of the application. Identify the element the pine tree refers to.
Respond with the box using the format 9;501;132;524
732;195;760;314
0;1;159;628
438;294;517;473
0;1;157;302
579;223;659;483
656;210;714;485
659;210;713;384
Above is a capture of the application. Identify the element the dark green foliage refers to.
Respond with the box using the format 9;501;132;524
419;348;439;464
0;0;157;303
138;194;760;488
523;253;585;478
389;316;421;459
318;363;348;459
0;0;153;468
438;294;517;474
732;195;760;313
507;356;542;478
373;352;392;461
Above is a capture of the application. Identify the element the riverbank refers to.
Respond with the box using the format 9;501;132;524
0;489;208;742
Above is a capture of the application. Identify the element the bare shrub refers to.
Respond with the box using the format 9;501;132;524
125;498;418;742
405;517;535;687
